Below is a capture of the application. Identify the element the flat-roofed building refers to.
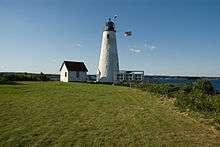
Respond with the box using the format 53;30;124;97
117;70;144;83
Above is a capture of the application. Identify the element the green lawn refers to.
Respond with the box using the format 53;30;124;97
0;82;220;146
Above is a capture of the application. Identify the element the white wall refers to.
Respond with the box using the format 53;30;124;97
60;64;87;82
97;30;119;83
68;71;87;82
60;64;69;82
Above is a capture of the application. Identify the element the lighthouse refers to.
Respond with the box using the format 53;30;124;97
97;18;119;83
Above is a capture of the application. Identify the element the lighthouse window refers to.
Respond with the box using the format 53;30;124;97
76;71;79;78
107;34;110;39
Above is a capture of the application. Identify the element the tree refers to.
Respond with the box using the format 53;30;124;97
39;72;49;81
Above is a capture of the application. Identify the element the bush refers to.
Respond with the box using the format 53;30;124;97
0;73;50;82
128;80;220;123
0;75;16;84
39;72;49;81
0;76;9;82
192;80;215;95
136;83;180;98
175;91;219;112
215;114;220;124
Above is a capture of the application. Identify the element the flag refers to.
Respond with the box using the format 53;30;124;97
124;31;132;37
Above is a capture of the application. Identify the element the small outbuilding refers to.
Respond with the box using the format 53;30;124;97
60;61;88;82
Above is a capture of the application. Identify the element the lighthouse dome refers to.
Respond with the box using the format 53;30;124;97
104;18;115;32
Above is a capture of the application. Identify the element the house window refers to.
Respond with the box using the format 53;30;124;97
65;72;67;77
107;34;110;39
76;71;79;78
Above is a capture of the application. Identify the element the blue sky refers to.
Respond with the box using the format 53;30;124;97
0;0;220;76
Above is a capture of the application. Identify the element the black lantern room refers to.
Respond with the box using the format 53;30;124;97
104;18;116;32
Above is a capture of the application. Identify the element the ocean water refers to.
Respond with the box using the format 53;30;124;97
144;78;220;92
210;80;220;92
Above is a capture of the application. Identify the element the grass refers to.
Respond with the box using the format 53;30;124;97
0;82;220;146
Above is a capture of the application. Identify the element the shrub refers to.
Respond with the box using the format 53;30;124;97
39;72;49;81
0;75;16;84
215;114;220;124
0;73;50;81
128;80;220;124
193;80;215;95
175;91;218;112
0;76;9;82
137;83;180;97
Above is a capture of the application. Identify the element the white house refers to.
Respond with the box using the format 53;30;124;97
60;61;88;82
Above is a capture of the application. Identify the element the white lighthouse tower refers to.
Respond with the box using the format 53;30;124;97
97;18;119;83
